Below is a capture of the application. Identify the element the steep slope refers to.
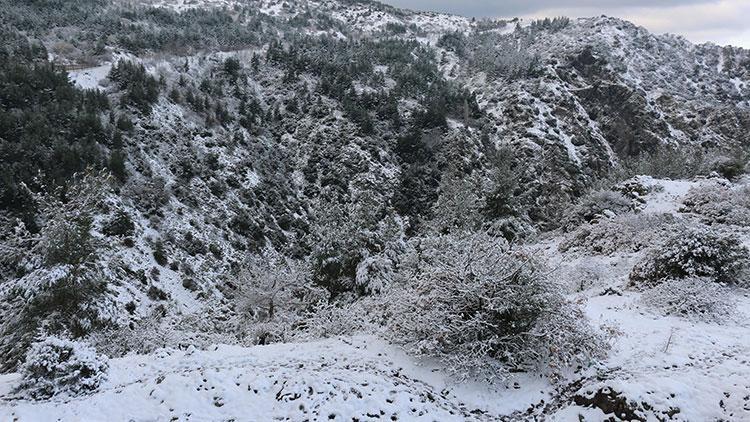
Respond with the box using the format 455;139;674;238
1;0;749;408
3;177;750;421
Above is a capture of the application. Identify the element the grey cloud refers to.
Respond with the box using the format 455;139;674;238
380;0;750;47
381;0;709;17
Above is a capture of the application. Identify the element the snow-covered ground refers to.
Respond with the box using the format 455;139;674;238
2;177;749;421
68;64;112;90
552;177;750;420
0;336;548;421
559;292;750;421
640;177;701;214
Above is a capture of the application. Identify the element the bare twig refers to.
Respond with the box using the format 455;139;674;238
663;328;675;353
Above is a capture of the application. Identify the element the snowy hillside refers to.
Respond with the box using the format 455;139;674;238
3;176;750;420
1;0;749;420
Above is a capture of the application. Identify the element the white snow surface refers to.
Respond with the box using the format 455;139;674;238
68;64;112;90
640;176;701;214
0;336;545;421
566;292;750;421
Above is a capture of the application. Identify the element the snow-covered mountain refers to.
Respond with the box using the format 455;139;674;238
1;0;749;420
3;176;750;420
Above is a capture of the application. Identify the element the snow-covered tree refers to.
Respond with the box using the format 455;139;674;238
233;250;325;344
427;175;483;235
308;189;404;297
0;171;115;372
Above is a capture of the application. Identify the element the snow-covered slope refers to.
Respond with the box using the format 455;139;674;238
2;1;750;419
3;289;749;420
0;336;546;421
3;177;750;421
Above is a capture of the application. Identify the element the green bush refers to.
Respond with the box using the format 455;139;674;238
101;211;135;237
109;61;160;114
711;155;747;180
153;240;168;266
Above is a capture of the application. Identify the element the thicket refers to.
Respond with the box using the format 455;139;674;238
384;232;607;381
0;172;114;372
629;225;749;287
0;29;110;223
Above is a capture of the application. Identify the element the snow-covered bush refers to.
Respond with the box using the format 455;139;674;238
232;251;327;344
709;154;747;181
101;210;135;237
560;213;676;255
613;176;653;199
680;183;750;226
122;175;170;214
0;172;114;372
485;216;537;243
294;301;373;340
557;259;613;293
562;189;633;230
355;254;397;295
612;176;656;208
641;277;736;322
88;307;244;358
629;226;750;287
18;337;108;399
231;248;382;344
384;232;607;381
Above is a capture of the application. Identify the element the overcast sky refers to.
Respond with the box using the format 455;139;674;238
380;0;750;48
